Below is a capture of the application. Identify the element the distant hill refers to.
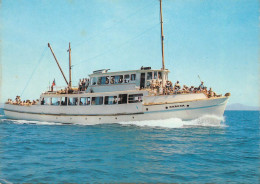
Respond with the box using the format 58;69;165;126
226;103;259;111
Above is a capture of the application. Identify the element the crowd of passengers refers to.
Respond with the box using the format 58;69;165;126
78;78;90;91
148;80;218;98
6;96;39;106
6;79;219;106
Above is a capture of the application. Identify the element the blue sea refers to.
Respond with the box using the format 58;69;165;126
0;108;259;183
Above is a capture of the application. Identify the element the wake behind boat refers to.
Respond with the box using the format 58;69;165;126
3;0;230;125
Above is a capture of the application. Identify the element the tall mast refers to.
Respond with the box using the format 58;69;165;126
67;42;72;88
48;43;69;86
160;0;165;70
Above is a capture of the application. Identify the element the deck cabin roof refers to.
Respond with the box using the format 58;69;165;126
88;68;170;77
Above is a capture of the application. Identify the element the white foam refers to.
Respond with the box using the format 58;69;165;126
1;115;226;128
2;119;63;126
118;115;226;129
0;178;13;184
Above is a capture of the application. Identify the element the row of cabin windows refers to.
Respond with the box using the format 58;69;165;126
41;94;143;106
91;74;136;85
147;71;163;80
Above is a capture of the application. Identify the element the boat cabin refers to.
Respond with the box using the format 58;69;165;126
87;67;170;93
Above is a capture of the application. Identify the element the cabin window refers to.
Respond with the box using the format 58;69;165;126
158;72;162;79
51;98;60;106
42;97;50;105
91;77;97;85
99;76;105;85
147;72;152;80
106;76;110;84
92;96;103;105
115;75;123;84
97;77;102;85
68;97;78;106
154;71;158;79
104;96;117;105
128;94;143;103
131;74;136;81
80;97;91;106
110;76;115;84
118;94;127;104
124;74;130;83
61;97;67;106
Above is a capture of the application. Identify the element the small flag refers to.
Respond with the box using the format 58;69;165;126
52;79;56;86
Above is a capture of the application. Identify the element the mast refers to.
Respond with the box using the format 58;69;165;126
160;0;165;70
48;43;69;86
67;42;72;88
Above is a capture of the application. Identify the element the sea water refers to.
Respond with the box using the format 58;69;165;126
0;108;259;183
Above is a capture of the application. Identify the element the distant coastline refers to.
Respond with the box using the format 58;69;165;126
226;103;259;111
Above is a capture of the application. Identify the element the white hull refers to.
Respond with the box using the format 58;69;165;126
4;96;228;125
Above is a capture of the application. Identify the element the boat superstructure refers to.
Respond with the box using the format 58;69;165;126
3;0;230;124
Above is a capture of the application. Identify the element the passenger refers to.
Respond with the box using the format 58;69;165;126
82;78;86;91
174;81;181;91
150;79;156;90
169;81;173;92
78;79;82;91
208;88;216;97
85;78;89;90
110;77;114;84
182;85;188;93
190;86;194;93
203;87;208;94
166;81;170;90
199;81;204;91
119;77;123;83
41;98;45;105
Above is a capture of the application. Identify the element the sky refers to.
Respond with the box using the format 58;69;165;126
0;0;259;107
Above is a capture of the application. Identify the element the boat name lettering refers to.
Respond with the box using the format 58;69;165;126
169;104;185;108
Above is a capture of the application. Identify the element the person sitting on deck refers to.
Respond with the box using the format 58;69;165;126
208;87;216;98
190;86;194;93
174;81;181;91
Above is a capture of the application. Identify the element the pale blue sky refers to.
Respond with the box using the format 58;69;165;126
1;0;259;106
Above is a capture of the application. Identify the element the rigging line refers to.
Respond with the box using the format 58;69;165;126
73;23;160;67
72;1;157;49
20;47;48;97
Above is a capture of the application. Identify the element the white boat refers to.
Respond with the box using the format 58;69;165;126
3;0;230;125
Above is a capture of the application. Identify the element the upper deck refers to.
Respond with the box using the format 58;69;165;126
87;67;170;93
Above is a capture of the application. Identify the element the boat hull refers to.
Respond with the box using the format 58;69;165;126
3;97;229;125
